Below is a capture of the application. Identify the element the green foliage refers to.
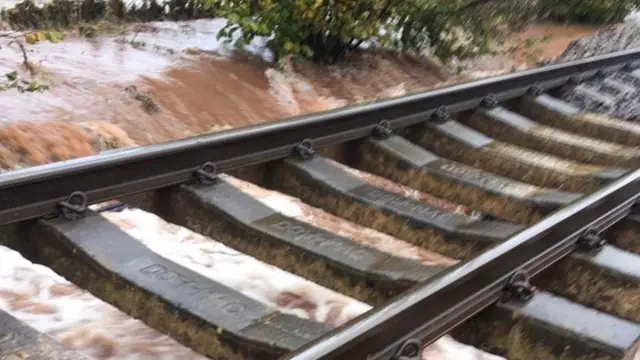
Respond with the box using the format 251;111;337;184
539;0;640;24
214;0;390;63
24;30;64;44
506;34;553;65
0;71;50;93
211;0;539;63
212;0;640;63
1;0;108;29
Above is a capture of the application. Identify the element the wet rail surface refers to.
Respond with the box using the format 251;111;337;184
1;49;640;360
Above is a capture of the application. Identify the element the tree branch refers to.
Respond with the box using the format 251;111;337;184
8;39;36;75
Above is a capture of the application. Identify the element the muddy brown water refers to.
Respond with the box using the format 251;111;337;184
0;29;289;144
506;22;603;67
0;20;602;169
0;21;446;151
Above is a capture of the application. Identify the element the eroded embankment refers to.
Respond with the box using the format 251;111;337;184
0;17;455;147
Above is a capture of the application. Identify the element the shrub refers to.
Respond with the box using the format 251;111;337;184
214;0;640;63
395;1;539;59
214;0;396;63
212;0;537;63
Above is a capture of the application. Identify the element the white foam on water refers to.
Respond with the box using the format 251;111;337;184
101;206;505;360
0;245;209;360
221;173;458;266
101;208;370;326
625;10;640;23
123;19;274;63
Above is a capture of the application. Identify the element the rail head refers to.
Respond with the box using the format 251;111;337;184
280;169;640;360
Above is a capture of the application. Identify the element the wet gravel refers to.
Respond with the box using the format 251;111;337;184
556;23;640;62
554;23;640;123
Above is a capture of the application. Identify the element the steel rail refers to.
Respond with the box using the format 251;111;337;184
281;169;640;360
0;49;639;227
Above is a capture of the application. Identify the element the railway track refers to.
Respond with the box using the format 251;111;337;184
1;49;640;360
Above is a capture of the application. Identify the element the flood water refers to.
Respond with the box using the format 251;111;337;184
0;14;607;168
0;19;453;151
0;20;287;144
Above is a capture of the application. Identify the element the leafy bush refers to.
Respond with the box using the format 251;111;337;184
395;1;539;59
1;71;50;93
213;0;640;63
212;0;537;63
214;0;397;63
539;0;640;24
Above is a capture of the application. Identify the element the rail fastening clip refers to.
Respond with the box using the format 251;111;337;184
528;83;544;97
431;106;451;124
390;339;422;360
195;162;218;185
501;269;536;303
58;191;88;221
568;74;585;85
373;120;393;140
576;229;607;253
294;139;315;161
596;68;615;78
481;93;499;109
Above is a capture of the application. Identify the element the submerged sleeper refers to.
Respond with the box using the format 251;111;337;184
0;246;208;360
100;207;505;360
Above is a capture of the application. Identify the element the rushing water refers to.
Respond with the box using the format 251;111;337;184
0;5;636;360
0;20;284;143
0;1;617;167
0;17;454;158
0;4;621;169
